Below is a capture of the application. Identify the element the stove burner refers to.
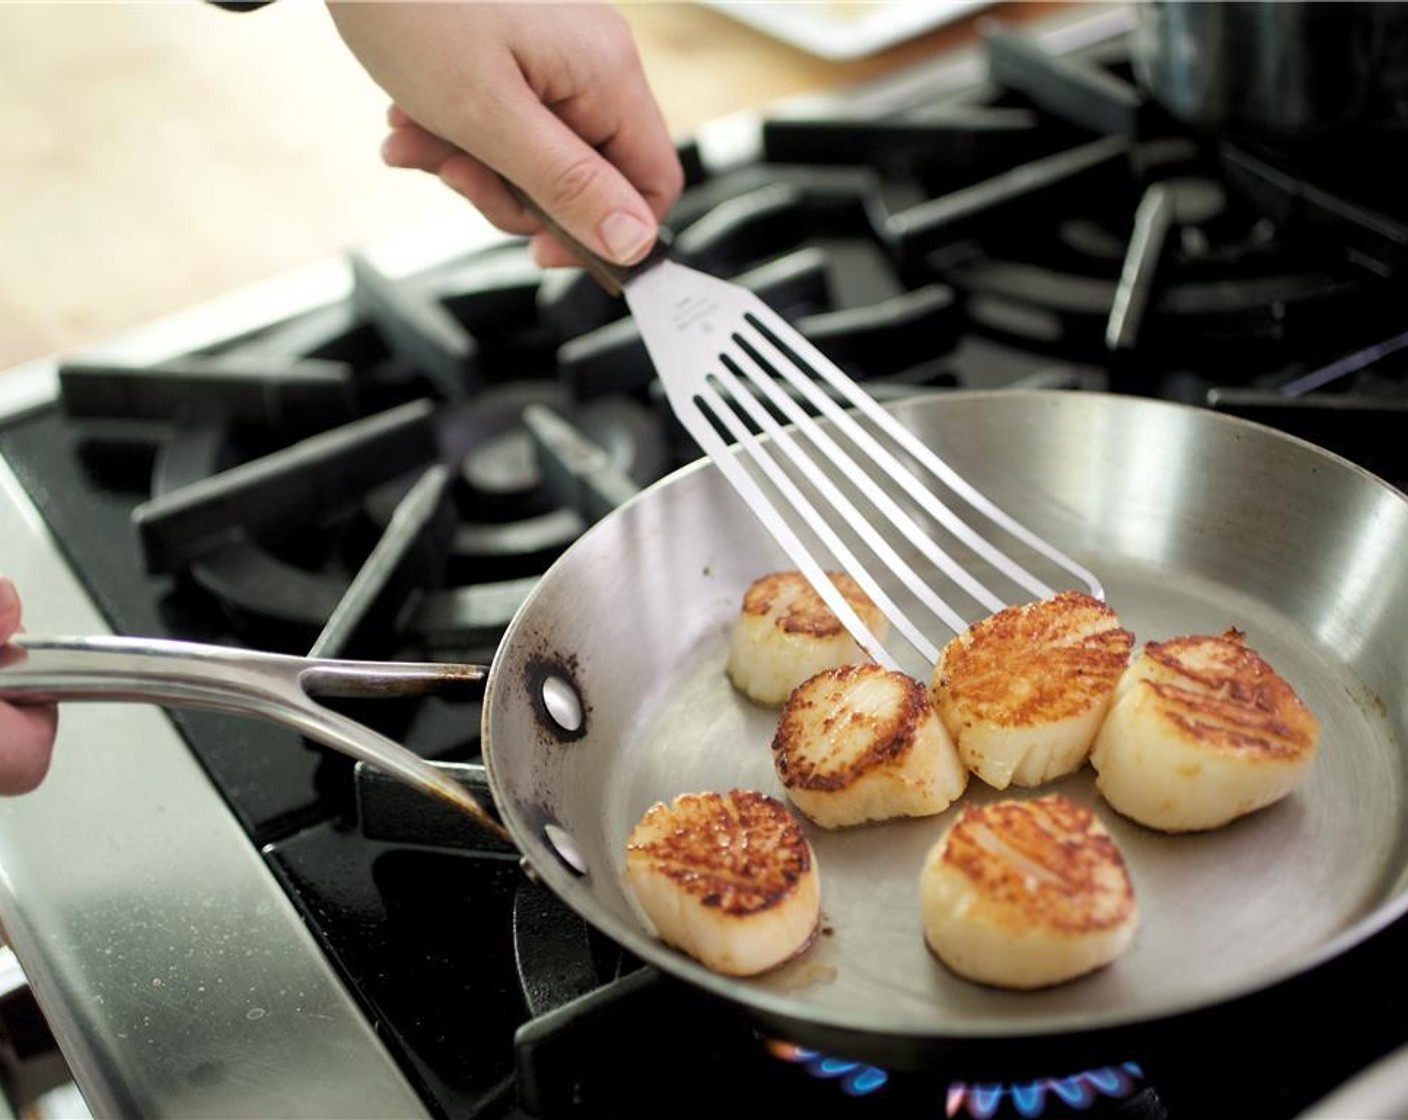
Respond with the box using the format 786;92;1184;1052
765;1042;1156;1119
945;1063;1149;1119
765;1040;890;1097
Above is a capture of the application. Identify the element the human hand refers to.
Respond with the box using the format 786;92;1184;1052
0;576;58;795
328;2;684;270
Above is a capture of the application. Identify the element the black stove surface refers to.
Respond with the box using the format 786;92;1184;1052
5;7;1408;1118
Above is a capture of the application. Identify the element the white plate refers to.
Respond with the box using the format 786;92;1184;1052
701;0;996;61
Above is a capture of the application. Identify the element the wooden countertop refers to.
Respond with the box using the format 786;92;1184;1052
0;1;1059;374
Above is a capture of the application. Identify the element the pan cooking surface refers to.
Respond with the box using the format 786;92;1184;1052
487;390;1408;1053
612;556;1402;1035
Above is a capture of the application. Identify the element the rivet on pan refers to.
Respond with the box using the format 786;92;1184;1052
544;823;587;876
541;675;583;733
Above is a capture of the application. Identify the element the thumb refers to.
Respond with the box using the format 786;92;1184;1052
0;575;21;641
489;103;660;267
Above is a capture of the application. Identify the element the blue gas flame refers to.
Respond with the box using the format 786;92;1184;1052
766;1038;1144;1116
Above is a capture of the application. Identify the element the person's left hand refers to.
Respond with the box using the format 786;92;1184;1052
0;576;58;795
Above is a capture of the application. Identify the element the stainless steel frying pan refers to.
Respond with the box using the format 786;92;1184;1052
480;388;1408;1069
6;389;1406;1071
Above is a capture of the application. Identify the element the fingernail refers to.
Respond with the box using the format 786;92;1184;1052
598;211;655;265
380;133;406;168
0;576;17;614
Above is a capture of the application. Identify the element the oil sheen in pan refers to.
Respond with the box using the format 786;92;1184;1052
605;552;1403;1037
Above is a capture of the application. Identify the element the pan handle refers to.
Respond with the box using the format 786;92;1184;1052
0;634;509;842
507;182;671;297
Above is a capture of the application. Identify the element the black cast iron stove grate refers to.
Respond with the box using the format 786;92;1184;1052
4;9;1408;1118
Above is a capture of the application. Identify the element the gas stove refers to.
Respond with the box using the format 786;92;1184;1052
4;6;1408;1118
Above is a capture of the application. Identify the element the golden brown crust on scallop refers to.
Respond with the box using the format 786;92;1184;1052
933;591;1133;727
1135;629;1319;758
938;795;1135;935
741;570;883;640
772;664;930;792
625;790;813;917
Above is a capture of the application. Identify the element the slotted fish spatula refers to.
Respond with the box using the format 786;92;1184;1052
526;195;1103;672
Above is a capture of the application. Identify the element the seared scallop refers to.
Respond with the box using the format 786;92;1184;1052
1090;629;1320;832
726;570;888;706
772;663;968;829
624;789;821;976
930;591;1133;790
919;794;1139;990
